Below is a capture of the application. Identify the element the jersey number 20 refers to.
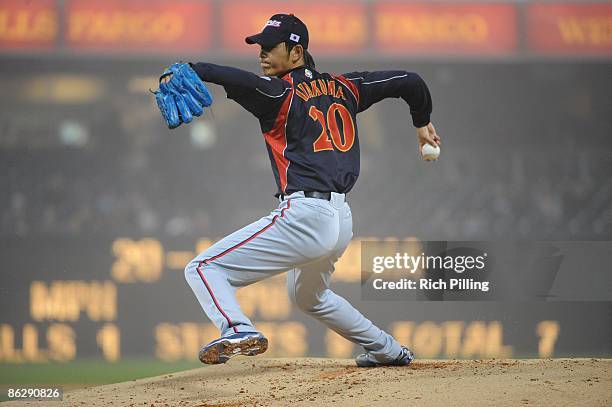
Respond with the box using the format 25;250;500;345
309;103;355;153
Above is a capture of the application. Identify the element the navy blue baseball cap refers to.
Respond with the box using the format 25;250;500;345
246;14;309;50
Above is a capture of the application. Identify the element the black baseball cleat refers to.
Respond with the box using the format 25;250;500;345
355;346;415;367
199;331;268;364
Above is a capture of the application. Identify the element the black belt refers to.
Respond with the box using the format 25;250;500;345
280;191;335;201
305;191;331;200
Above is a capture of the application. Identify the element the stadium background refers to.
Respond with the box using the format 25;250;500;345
0;0;611;393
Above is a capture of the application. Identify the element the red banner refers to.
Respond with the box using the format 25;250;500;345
4;1;611;58
374;3;517;55
0;0;58;50
527;3;612;55
65;0;211;53
221;1;367;54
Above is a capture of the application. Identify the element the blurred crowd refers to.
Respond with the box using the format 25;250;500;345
1;60;611;240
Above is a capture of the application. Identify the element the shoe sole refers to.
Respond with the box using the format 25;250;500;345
199;336;268;364
356;359;412;367
356;359;414;367
356;350;415;367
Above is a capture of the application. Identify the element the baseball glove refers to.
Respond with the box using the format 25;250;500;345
152;62;213;129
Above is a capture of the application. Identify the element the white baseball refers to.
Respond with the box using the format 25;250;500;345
421;144;440;161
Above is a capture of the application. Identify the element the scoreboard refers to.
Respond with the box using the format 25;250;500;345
0;237;610;363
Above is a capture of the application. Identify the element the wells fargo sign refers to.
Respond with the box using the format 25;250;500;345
3;1;611;58
0;0;57;49
374;3;517;55
64;0;211;52
527;3;612;55
221;1;367;54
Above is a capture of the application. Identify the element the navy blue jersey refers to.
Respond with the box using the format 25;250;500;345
191;63;432;196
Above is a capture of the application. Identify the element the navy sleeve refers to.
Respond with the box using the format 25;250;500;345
191;62;291;119
342;71;432;127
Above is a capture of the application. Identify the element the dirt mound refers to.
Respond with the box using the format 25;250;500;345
6;358;611;406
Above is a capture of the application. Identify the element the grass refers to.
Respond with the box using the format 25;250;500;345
0;359;201;402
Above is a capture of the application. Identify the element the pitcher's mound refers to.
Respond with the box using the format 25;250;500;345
7;358;611;406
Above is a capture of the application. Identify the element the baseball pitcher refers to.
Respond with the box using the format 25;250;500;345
153;14;441;367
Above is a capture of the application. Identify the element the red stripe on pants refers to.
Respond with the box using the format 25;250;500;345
195;199;292;333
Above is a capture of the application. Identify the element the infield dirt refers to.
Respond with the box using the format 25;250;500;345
4;358;611;406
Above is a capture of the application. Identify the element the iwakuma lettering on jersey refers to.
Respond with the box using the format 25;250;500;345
295;79;346;102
